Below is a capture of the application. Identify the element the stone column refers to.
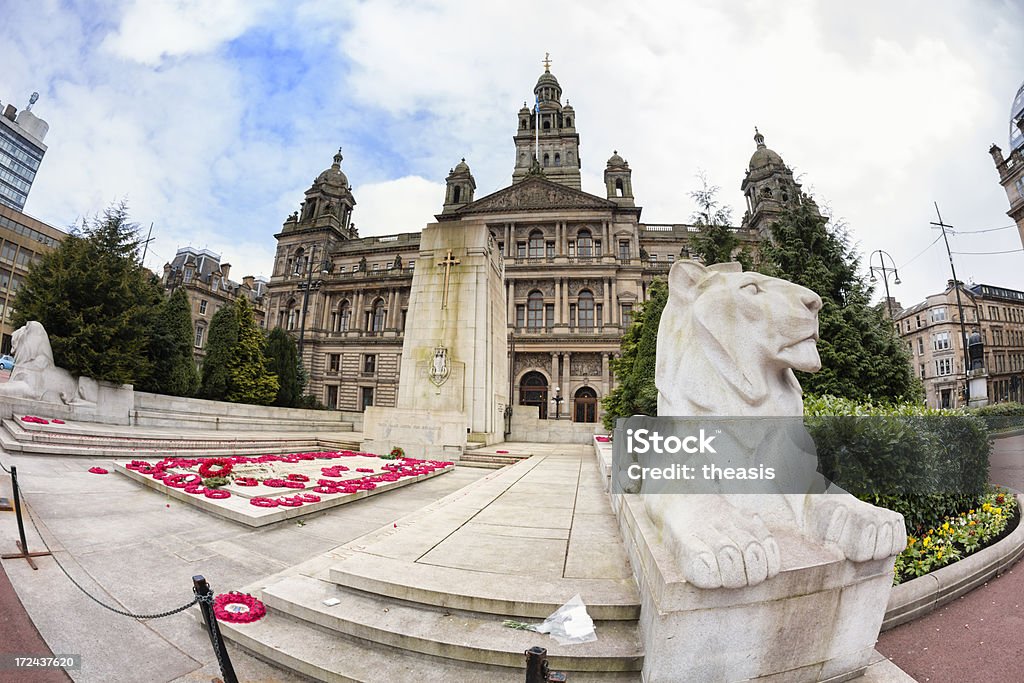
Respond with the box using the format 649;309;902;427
562;278;570;325
550;352;559;416
604;278;612;325
554;279;562;324
354;290;364;331
560;222;568;255
507;280;515;327
387;288;397;329
603;221;611;254
610;278;618;325
505;223;512;258
602;352;610;394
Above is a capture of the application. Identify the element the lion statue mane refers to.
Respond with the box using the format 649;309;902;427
0;321;96;405
647;261;905;589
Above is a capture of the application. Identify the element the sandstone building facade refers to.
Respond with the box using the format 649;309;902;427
893;281;1024;408
161;247;269;367
266;64;810;422
988;79;1024;249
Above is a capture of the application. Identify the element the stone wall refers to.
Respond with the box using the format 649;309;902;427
509;404;601;444
131;391;353;432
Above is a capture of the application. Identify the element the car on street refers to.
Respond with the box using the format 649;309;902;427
0;354;15;371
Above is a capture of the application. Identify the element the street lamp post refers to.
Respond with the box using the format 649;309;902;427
550;386;563;420
868;250;901;320
294;244;331;357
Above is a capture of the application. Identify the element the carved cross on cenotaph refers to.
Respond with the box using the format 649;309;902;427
437;249;460;309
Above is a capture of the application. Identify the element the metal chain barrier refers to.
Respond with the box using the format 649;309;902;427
0;459;10;473
15;482;199;620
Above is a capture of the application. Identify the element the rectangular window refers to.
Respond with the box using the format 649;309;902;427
517;242;526;258
516;304;525;329
931;307;947;322
667;254;674;263
194;325;205;348
594;239;602;255
915;315;921;328
328;354;340;372
199;299;208;315
408;259;415;270
933;332;950;351
360;387;374;411
546;241;555;258
363;354;376;374
545;303;554;329
649;254;658;262
14;248;33;267
622;303;633;327
326;385;338;409
372;263;380;271
619;240;630;261
935;358;952;376
920;364;926;380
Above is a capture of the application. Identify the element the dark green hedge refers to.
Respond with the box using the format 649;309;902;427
805;396;990;533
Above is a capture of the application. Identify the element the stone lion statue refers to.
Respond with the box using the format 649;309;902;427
0;321;96;405
648;261;905;589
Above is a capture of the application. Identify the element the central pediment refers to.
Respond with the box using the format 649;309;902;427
456;177;616;215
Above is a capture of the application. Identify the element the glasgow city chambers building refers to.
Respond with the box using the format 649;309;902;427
264;63;808;423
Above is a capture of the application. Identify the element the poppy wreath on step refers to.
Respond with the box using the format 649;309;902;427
212;592;266;623
197;458;233;478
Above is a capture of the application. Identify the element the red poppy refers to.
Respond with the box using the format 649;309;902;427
249;497;278;507
88;467;108;474
204;489;230;500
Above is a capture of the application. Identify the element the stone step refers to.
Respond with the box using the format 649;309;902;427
457;459;506;469
260;574;643;672
0;419;361;458
215;606;641;683
328;552;641;621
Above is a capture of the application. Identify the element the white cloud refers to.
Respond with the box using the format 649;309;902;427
2;0;1022;308
101;0;275;65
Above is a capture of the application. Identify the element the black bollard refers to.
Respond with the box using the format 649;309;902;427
0;465;51;569
525;646;567;682
193;575;238;683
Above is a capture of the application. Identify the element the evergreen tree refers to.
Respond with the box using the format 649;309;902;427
757;197;921;402
199;301;239;400
265;327;301;407
143;288;199;396
687;174;751;268
13;202;162;385
601;278;669;429
225;297;279;405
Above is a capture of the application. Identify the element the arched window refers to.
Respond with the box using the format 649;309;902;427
527;290;544;331
371;298;387;332
543;152;550;166
554;153;561;166
578;290;595;331
543;118;551;130
528;230;544;258
338;300;351;331
518;371;548;419
577;229;593;258
615;178;624;197
453;186;461;203
565;116;572;127
293;248;305;276
286;299;297;331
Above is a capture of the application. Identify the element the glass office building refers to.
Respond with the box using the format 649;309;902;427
0;97;48;212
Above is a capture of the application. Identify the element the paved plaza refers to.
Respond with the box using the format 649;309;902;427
0;431;1021;681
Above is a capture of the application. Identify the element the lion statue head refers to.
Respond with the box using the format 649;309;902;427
10;320;57;370
656;261;822;417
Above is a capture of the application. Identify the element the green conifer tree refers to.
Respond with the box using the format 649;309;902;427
687;174;752;269
225;297;279;405
199;301;239;400
13;202;162;385
143;287;199;396
265;327;301;407
601;278;669;429
757;197;921;402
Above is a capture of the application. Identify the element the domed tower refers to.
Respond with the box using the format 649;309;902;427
285;148;358;240
740;128;804;235
511;55;582;189
988;80;1024;250
441;158;476;214
603;150;634;206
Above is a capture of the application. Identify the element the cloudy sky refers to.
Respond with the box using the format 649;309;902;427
2;0;1022;306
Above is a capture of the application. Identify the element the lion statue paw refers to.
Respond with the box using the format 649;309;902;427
660;497;781;589
806;493;907;562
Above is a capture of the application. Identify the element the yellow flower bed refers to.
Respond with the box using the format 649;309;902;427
893;488;1017;585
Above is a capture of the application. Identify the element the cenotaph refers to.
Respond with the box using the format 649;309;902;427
361;221;508;460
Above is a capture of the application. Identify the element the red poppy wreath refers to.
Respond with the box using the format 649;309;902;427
213;592;266;623
197;458;233;478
